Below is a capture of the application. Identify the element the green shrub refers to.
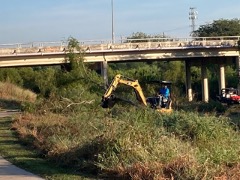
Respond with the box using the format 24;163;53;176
20;102;36;113
163;111;240;166
198;100;226;113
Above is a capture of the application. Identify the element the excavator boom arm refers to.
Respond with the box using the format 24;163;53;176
102;74;147;107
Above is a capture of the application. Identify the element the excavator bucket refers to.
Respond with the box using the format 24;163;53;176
101;95;117;108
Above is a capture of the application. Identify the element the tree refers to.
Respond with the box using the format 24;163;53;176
126;32;168;42
128;32;151;39
193;18;240;37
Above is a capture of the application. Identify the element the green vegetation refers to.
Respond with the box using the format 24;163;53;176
126;32;167;42
0;81;36;110
0;20;240;179
193;18;240;37
0;117;91;180
11;101;240;179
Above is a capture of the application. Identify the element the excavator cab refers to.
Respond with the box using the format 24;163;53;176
147;95;170;109
146;80;172;110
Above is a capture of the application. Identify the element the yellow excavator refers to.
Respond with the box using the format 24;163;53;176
101;74;172;113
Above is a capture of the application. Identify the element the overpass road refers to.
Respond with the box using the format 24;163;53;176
0;36;239;102
0;36;239;67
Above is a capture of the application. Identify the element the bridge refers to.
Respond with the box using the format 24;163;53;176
0;36;240;102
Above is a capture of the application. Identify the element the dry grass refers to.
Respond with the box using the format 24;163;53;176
214;163;240;180
110;162;165;180
102;155;198;180
0;81;37;103
12;112;70;154
10;94;240;179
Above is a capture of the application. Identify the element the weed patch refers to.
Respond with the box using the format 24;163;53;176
12;107;240;179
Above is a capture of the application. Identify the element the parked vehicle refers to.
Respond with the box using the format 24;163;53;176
216;87;240;105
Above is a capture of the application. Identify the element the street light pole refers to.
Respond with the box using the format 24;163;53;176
111;0;115;43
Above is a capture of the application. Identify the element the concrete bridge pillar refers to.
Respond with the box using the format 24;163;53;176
101;61;108;89
185;61;193;101
219;64;225;94
201;60;209;102
236;56;240;93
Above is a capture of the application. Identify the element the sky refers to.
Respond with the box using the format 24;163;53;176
0;0;239;44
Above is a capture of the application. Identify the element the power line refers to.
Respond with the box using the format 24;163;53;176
163;25;190;32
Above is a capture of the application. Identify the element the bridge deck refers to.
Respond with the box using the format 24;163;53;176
0;36;239;67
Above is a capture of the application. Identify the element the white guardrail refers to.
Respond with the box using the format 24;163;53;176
0;36;239;50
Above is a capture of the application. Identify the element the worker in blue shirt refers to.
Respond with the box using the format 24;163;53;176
159;85;170;99
158;84;170;108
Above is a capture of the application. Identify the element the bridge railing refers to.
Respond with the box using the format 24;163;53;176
0;36;239;55
0;41;68;48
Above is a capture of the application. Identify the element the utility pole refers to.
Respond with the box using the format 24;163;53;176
189;7;198;37
111;0;115;44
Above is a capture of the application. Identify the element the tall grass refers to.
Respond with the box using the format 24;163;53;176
0;81;36;103
12;103;240;179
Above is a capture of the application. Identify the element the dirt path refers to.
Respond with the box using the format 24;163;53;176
0;110;20;118
0;110;45;180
